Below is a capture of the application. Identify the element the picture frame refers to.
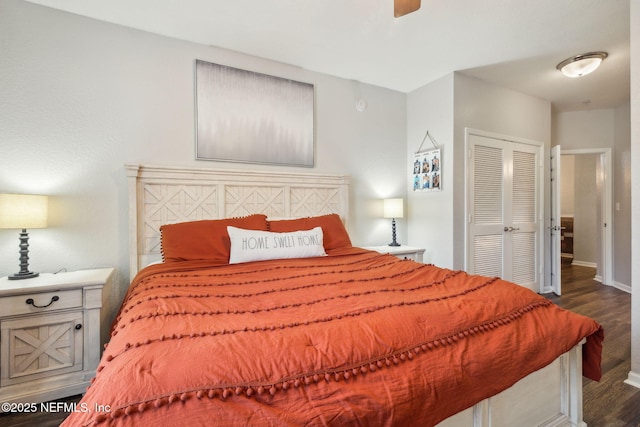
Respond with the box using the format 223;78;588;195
195;59;315;167
412;149;441;191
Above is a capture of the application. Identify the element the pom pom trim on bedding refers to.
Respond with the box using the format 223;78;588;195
62;247;602;427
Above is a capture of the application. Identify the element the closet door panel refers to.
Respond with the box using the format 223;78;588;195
469;138;506;278
467;133;540;292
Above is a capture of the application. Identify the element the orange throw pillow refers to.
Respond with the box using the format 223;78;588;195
268;214;351;251
160;214;268;263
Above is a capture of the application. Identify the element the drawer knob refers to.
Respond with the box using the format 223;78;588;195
25;295;60;308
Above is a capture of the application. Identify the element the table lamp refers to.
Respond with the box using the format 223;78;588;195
383;198;403;247
0;193;48;280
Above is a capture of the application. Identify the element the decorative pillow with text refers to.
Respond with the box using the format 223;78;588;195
227;226;327;264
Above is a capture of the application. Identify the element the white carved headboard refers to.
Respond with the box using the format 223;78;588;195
125;164;350;279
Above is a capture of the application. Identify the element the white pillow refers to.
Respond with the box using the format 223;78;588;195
227;226;327;264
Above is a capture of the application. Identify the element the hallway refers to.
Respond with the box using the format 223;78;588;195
546;263;639;426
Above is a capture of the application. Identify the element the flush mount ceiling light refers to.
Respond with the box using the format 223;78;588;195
556;51;608;78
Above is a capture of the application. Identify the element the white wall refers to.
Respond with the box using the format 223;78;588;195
553;108;631;288
560;155;575;216
553;109;615;150
452;73;551;278
613;102;632;288
406;72;551;278
628;0;640;389
406;74;454;267
572;154;598;266
0;0;407;311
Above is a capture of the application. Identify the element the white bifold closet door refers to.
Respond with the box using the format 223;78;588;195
467;133;541;292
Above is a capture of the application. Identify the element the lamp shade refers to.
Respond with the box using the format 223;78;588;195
0;194;48;229
383;198;404;219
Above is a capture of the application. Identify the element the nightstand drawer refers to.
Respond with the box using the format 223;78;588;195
0;289;83;316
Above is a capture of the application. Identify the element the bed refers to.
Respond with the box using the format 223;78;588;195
61;164;603;427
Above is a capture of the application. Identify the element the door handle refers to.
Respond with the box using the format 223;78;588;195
503;226;521;232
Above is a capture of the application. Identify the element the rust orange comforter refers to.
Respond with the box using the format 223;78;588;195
62;248;603;426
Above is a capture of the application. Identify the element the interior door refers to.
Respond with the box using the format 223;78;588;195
467;132;542;292
550;145;562;295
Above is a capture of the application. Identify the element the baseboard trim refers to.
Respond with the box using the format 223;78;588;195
611;281;631;294
571;260;597;268
624;371;640;389
540;413;586;427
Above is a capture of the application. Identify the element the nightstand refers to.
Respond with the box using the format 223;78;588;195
0;268;113;406
363;245;425;263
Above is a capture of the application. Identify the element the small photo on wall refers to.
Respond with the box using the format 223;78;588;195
412;149;441;192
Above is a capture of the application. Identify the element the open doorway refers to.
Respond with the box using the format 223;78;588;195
559;149;612;288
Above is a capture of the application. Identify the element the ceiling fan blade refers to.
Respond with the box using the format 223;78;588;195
394;0;421;17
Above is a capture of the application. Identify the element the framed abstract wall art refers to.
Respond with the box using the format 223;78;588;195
195;59;315;167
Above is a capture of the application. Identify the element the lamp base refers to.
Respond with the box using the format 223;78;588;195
8;228;39;280
388;218;401;247
8;271;39;280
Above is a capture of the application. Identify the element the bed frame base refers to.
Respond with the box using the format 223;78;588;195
437;339;586;427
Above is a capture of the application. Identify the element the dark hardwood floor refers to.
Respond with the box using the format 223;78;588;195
1;262;637;426
0;393;80;427
547;261;639;427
